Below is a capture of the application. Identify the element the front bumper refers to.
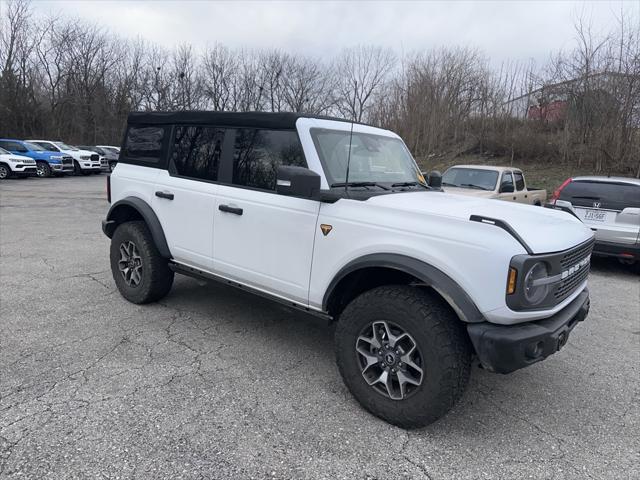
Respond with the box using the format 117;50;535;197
467;289;590;374
80;162;101;171
51;163;75;173
592;240;640;261
10;164;37;175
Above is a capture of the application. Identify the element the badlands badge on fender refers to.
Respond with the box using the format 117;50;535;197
320;224;333;236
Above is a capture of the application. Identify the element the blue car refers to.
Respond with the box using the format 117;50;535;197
0;139;75;177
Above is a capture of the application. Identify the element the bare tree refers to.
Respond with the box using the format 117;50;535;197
334;45;396;122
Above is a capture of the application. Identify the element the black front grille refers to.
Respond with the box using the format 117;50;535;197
554;239;594;301
561;239;594;269
90;154;99;161
554;264;590;300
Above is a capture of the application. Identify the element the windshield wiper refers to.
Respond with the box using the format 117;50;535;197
442;181;458;187
460;183;490;191
330;182;390;190
391;181;428;189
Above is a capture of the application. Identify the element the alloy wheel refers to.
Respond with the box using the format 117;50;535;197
356;320;424;400
36;164;47;177
0;166;8;179
118;241;143;287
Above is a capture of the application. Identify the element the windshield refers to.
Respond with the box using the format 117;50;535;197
54;142;78;151
310;128;423;187
24;142;46;151
0;147;10;155
442;168;499;191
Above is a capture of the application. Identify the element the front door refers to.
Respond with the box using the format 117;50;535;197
212;128;320;304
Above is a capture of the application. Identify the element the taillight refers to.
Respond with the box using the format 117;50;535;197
106;175;111;203
550;177;572;205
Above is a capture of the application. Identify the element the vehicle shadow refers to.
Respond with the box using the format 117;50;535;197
160;276;601;436
589;255;639;277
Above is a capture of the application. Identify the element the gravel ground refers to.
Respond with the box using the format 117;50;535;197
1;175;638;480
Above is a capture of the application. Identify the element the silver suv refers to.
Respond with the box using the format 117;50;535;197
549;176;640;264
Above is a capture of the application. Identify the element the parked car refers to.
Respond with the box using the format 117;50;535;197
0;139;74;177
102;112;593;428
77;145;118;172
441;165;547;205
96;145;120;155
0;146;37;179
27;140;101;175
548;176;640;264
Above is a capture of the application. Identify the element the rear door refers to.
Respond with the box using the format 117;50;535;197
152;125;231;270
212;128;320;304
559;180;640;245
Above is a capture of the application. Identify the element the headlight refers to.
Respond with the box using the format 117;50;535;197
523;262;549;305
80;155;89;160
9;157;23;163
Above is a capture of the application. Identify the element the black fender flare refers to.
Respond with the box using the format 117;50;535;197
103;196;172;259
322;253;484;323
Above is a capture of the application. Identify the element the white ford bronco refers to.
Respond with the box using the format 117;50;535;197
103;112;594;428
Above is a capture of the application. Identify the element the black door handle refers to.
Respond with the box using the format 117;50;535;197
219;204;243;215
155;191;174;200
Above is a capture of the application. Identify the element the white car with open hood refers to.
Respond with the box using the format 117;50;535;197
102;112;594;428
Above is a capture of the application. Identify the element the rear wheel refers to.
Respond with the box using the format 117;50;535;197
335;285;471;428
110;221;174;304
36;161;51;178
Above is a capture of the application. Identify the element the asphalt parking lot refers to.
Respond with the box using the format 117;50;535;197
1;175;638;479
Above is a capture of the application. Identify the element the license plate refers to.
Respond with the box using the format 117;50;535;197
577;208;607;222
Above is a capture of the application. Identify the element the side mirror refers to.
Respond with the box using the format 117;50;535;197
426;170;442;190
276;166;320;200
500;184;515;193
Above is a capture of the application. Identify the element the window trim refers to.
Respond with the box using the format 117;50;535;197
513;170;525;191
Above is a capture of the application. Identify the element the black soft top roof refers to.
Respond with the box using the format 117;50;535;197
127;111;364;129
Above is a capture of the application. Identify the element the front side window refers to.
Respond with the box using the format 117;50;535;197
33;142;59;152
232;129;306;191
172;126;225;181
311;128;421;187
124;126;166;163
442;168;499;191
514;171;525;191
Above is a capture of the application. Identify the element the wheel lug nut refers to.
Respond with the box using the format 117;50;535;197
392;368;396;373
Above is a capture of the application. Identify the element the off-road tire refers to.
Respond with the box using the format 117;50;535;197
110;221;174;304
36;161;51;177
0;163;10;179
335;285;471;428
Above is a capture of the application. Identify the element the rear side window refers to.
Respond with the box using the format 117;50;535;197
514;172;525;191
231;129;306;191
172;126;225;181
122;126;167;165
0;141;26;152
561;181;640;210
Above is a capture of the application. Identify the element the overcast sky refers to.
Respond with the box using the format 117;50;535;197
28;0;639;67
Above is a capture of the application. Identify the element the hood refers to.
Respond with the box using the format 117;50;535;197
366;191;593;254
77;149;98;156
0;153;31;161
441;186;495;198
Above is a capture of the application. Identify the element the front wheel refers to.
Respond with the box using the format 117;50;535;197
110;221;174;304
335;286;471;428
0;163;10;179
36;161;51;177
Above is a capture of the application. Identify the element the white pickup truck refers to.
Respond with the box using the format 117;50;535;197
103;112;593;428
442;165;547;206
